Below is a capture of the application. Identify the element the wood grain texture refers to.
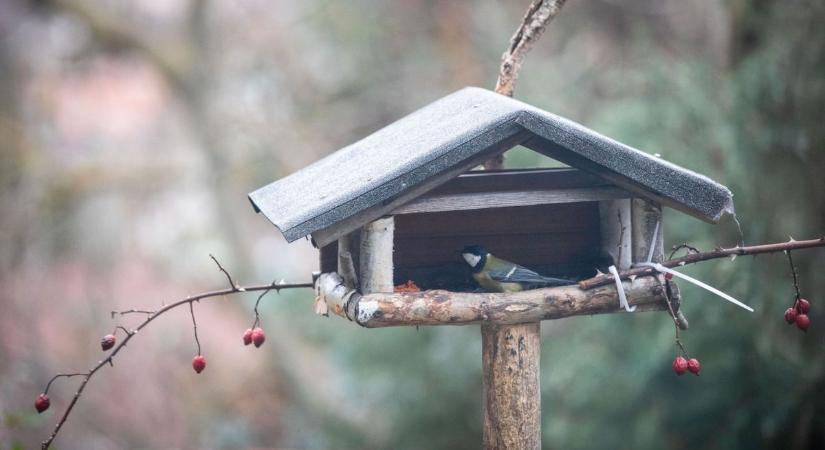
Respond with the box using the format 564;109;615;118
316;273;675;327
359;217;395;294
599;199;632;270
482;322;540;450
393;186;629;214
631;199;663;264
424;168;610;195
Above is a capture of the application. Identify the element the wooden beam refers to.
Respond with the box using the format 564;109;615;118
392;186;629;215
358;217;395;294
316;273;676;327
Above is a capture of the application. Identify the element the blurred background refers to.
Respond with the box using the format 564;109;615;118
1;0;824;448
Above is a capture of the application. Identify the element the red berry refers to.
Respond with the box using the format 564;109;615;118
796;314;810;331
785;308;798;324
672;356;688;375
242;328;253;346
192;355;206;374
35;393;50;413
251;327;266;348
687;358;701;376
797;299;811;314
100;334;116;351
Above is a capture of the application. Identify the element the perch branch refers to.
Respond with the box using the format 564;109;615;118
578;237;825;290
316;272;676;328
39;256;312;450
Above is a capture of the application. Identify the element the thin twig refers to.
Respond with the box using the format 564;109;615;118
112;326;134;337
663;280;687;356
786;250;802;304
40;258;312;450
251;279;278;329
110;309;155;319
210;253;238;290
668;243;700;260
579;237;825;290
189;302;201;356
43;373;86;395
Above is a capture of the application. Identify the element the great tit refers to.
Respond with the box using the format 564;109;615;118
461;245;574;293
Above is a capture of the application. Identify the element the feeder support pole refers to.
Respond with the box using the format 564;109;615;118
481;322;541;449
481;1;568;447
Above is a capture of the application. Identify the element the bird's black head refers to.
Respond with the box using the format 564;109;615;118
461;245;488;272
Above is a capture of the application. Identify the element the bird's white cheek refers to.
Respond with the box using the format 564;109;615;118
463;253;481;267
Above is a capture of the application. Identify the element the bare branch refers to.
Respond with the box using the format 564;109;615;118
485;0;568;170
43;373;86;395
786;251;802;302
189;302;201;356
209;253;238;290
579;237;825;290
494;0;568;98
40;264;312;449
110;309;155;319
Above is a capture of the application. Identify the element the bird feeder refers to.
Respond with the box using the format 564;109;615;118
248;87;735;447
249;87;733;305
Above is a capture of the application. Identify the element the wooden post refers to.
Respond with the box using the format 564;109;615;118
482;323;540;450
480;133;543;449
631;199;689;329
359;216;394;294
600;199;633;270
481;2;569;447
631;199;663;264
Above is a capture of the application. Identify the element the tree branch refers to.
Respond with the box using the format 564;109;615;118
39;259;312;450
485;0;568;170
578;237;825;290
494;0;568;98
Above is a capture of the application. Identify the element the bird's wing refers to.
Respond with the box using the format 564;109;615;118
487;261;573;287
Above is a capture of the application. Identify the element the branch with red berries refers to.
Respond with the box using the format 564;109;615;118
35;237;823;447
783;251;812;332
645;241;822;378
36;255;312;450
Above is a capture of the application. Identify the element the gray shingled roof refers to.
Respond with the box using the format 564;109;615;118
249;87;734;245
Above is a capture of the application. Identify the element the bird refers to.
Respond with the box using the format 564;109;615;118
460;245;575;293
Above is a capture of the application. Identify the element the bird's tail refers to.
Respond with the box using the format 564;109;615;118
538;275;576;287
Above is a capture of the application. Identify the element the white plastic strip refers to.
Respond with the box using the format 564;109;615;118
645;220;660;263
608;265;636;312
637;262;754;312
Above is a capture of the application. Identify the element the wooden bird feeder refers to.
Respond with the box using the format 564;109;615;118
248;87;735;448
